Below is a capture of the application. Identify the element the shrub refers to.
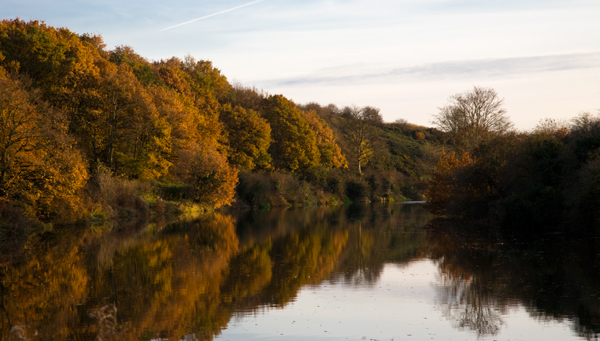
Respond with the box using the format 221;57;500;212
271;171;313;207
414;131;425;140
345;179;368;202
236;171;322;208
326;177;341;194
87;167;149;221
424;151;473;215
302;166;328;187
566;156;600;232
237;171;276;208
173;143;238;208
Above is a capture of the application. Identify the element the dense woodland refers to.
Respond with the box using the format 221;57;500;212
1;19;599;239
0;19;441;233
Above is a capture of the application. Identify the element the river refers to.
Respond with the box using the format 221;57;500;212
1;203;599;340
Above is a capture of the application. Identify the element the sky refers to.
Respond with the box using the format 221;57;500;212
3;0;600;130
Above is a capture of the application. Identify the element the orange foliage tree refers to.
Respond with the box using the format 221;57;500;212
173;143;238;208
0;72;88;221
425;151;474;216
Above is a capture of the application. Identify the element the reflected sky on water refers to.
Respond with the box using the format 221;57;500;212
218;262;578;341
1;203;599;341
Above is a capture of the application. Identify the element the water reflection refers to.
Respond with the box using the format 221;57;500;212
0;204;599;340
330;203;429;286
427;220;600;340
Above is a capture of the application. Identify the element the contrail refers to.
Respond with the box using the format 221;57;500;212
160;0;266;31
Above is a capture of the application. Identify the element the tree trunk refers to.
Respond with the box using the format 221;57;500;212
108;101;118;168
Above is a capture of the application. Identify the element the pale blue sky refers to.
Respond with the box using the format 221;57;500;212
4;0;600;129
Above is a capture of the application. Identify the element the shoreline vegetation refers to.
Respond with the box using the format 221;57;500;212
0;19;439;243
1;19;599;251
424;87;600;235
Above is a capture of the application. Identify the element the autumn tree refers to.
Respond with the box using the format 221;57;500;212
172;142;238;208
72;61;172;179
220;104;272;170
433;86;513;151
152;57;239;207
108;45;164;86
228;82;267;113
341;105;382;174
361;106;384;125
424;151;473;216
302;109;347;168
262;95;320;171
0;19;174;179
0;19;79;90
148;85;197;149
0;19;105;111
179;56;232;103
155;57;225;149
105;64;172;179
0;73;88;221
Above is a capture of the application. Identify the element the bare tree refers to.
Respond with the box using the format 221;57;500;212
433;86;513;150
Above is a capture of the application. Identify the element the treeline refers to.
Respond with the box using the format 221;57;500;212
0;19;439;227
426;86;600;233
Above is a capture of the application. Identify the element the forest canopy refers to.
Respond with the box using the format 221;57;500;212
0;19;440;226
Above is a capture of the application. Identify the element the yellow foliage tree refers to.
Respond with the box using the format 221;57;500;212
220;104;272;170
262;95;320;171
0;20;172;181
303;109;347;168
341;106;378;174
96;63;172;179
148;85;197;149
156;57;224;147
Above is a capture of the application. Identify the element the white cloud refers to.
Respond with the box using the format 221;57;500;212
261;52;600;87
4;0;599;130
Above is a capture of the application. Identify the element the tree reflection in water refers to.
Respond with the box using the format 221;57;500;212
329;203;429;286
427;219;600;340
89;304;119;341
436;272;505;337
428;222;509;338
2;205;600;340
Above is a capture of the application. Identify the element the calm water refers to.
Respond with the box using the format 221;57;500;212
1;203;600;341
